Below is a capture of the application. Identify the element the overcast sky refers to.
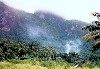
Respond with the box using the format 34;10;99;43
1;0;100;22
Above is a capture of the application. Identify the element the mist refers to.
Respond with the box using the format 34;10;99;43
26;24;83;53
26;25;48;39
65;39;82;53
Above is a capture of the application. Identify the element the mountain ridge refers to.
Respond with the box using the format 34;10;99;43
0;1;88;52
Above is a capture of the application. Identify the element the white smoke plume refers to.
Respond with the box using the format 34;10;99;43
65;39;82;53
26;25;47;38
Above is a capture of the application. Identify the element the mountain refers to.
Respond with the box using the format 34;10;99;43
0;2;88;52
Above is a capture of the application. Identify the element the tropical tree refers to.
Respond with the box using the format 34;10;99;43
82;12;100;52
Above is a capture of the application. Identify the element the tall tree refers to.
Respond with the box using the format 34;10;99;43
82;12;100;52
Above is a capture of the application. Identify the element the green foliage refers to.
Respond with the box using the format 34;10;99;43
0;38;99;63
82;12;100;52
57;52;80;63
0;38;57;61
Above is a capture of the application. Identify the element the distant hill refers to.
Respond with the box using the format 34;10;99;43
0;2;88;52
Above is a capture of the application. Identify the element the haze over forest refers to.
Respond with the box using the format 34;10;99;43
0;1;100;69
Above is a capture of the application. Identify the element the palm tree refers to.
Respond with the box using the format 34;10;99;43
82;12;100;52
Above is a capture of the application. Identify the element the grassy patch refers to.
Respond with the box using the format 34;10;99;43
0;60;100;69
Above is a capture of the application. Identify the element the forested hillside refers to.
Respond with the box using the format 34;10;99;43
0;2;87;52
0;1;100;69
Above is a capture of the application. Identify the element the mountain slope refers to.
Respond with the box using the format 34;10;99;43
0;2;88;52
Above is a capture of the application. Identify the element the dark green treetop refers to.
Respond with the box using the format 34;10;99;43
82;12;100;52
